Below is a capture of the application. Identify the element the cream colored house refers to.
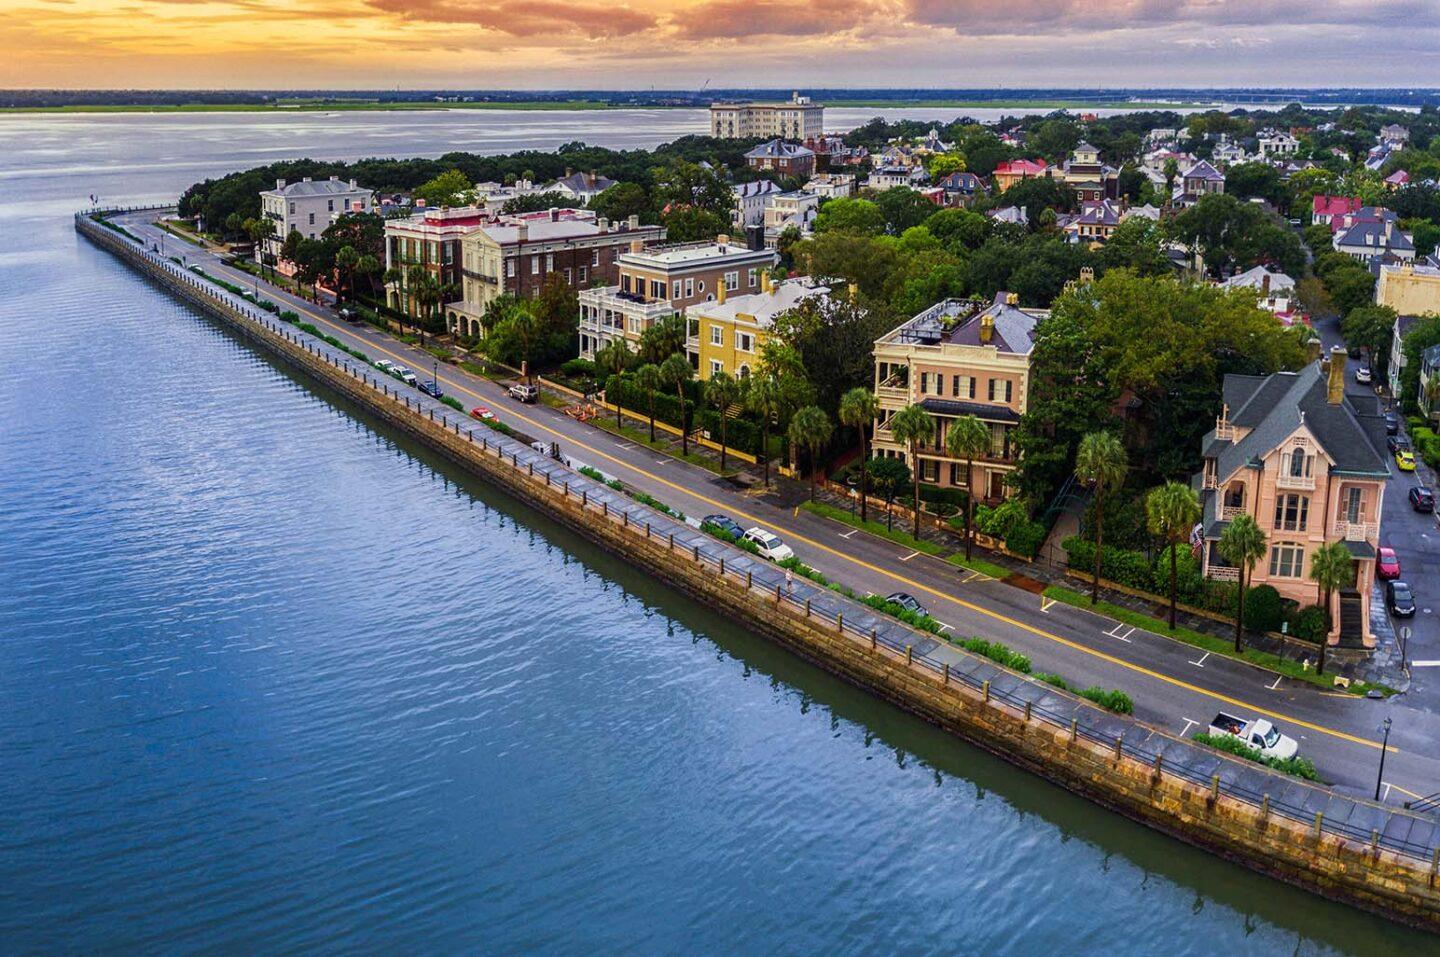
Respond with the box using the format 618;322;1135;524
1196;348;1391;646
1376;261;1440;316
871;293;1044;503
709;93;823;140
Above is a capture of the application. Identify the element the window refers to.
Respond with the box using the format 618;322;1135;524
987;379;1013;403
592;249;600;267
545;253;554;272
1344;487;1365;523
949;462;966;486
579;266;588;283
685;278;694;298
327;200;334;212
531;257;540;275
1268;545;1305;579
725;271;739;291
288;202;295;215
951;375;975;399
736;332;754;353
710;360;723;377
564;268;572;283
308;212;315;225
651;280;665;300
920;460;940;483
505;259;515;278
919;372;930;395
710;326;722;346
1273;494;1309;531
748;268;758;288
1289;446;1311;477
673;279;683;299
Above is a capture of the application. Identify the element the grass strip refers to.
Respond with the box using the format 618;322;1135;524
1192;732;1320;781
800;500;946;555
1041;585;1391;697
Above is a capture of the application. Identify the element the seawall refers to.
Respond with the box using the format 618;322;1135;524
78;212;1440;932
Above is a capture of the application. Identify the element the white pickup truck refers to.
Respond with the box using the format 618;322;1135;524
1207;712;1299;760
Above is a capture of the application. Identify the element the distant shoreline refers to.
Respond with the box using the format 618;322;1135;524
0;98;1222;116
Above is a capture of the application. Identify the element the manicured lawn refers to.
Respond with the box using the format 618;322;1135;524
800;501;946;555
1041;585;1392;697
943;553;1013;580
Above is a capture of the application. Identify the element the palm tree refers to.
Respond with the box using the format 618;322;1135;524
660;354;693;455
888;403;936;539
1074;431;1128;605
1218;514;1267;653
704;371;742;472
334;245;359;303
945;414;990;562
634;363;663;442
838;387;879;523
1145;481;1202;630
746;374;784;488
1308;541;1353;674
787;405;833;501
595;338;633;427
868;456;910;532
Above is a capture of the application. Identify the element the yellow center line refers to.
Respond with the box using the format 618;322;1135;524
208;249;1384;753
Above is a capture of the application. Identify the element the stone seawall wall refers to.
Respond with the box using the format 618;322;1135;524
80;215;1440;933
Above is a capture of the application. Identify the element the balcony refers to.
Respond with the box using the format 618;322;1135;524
1275;473;1316;491
1332;521;1378;542
1219;504;1245;520
1205;565;1240;582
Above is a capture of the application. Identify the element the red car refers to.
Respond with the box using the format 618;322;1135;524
1377;547;1401;580
469;406;496;422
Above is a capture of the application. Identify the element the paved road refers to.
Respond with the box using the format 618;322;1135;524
120;211;1440;806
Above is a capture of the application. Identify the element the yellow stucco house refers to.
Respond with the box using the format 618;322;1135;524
686;276;831;381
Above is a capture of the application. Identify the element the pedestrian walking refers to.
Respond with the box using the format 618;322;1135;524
785;568;794;595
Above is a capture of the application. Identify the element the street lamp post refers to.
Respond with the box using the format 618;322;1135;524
432;360;439;394
1375;716;1393;802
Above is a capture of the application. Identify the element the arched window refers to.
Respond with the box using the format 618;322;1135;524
738;364;751;379
1290;446;1306;477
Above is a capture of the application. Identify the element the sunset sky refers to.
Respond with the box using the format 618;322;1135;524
8;0;1440;89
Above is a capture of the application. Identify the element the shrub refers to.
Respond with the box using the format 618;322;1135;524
956;636;1032;674
1243;583;1284;633
1289;604;1330;643
440;395;464;412
1199;580;1239;615
560;358;596;379
607;478;624;491
1003;518;1045;559
1035;672;1071;691
975;500;1026;537
279;310;299;323
632;491;683;521
1192;732;1319;780
578;465;605;482
860;594;943;634
1059;536;1151;589
1151;544;1202;600
1079;687;1134;714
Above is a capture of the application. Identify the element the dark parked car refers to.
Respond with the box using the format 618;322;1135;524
1388;580;1416;618
1388;435;1410;454
703;514;745;540
417;380;444;398
1385;412;1399;436
1410;486;1435;513
885;592;928;618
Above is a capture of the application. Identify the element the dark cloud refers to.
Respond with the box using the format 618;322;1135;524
364;0;656;38
675;0;886;40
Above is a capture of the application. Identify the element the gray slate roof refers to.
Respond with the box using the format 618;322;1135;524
1211;362;1390;480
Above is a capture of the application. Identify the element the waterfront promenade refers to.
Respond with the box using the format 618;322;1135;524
79;208;1440;930
112;209;1440;807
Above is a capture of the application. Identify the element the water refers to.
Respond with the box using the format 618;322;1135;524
0;110;1432;954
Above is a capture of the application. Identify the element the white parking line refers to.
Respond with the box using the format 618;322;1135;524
1104;624;1134;642
1189;652;1210;668
1411;660;1440;667
900;551;921;562
1040;597;1056;613
937;622;954;632
1179;718;1198;737
961;570;991;584
839;529;859;539
1267;675;1285;690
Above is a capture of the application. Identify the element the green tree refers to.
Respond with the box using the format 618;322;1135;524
334;244;359;303
768;295;892;417
415;169;472;208
1075;431;1128;605
925;152;967;178
945;414;991;562
588;182;652;223
704;371;743;472
867;455;910;532
483;299;543;378
223;211;245;239
660;353;694;455
746;374;785;488
637;313;686;365
501;191;583;215
595;338;634;426
1341;304;1398;378
1217;515;1267;652
813;197;885;236
874;188;939;235
662;206;728;243
1145;481;1202;629
788;405;834;501
1307;541;1352;674
889;403;936;538
243;217;275;275
838;387;879;522
633;363;663;442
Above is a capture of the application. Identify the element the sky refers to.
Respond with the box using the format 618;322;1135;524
7;0;1440;90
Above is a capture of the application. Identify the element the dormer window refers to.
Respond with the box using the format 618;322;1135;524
1289;446;1311;477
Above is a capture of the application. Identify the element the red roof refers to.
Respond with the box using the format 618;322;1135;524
1385;170;1411;185
1312;194;1362;218
994;158;1047;177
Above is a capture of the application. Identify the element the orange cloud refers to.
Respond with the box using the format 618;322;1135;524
675;0;886;39
363;0;656;38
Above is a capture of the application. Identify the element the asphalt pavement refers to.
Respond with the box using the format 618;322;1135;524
118;210;1440;806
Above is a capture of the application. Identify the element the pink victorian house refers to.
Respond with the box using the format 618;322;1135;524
1196;347;1391;647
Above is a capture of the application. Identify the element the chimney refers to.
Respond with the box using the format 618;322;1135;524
716;281;727;305
549;207;559;222
598;217;610;233
979;312;994;344
628;214;640;230
302;176;312;183
1305;337;1323;363
515;222;528;242
1327;345;1346;405
329;175;339;181
630;239;643;254
1261;271;1271;295
276;178;286;190
350;179;358;190
848;282;859;302
761;271;772;293
716;233;729;248
565;168;573;179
